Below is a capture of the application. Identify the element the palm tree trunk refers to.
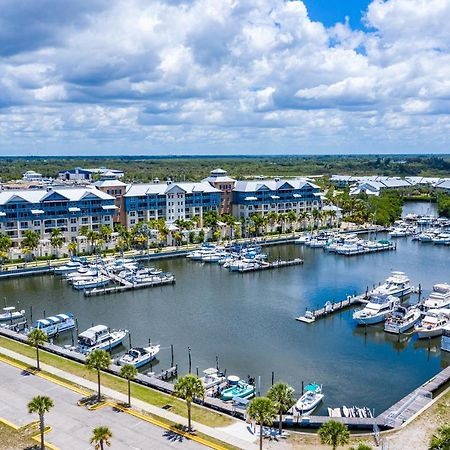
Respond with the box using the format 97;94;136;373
39;414;45;450
279;410;282;435
100;440;104;450
128;379;131;407
259;422;263;450
36;345;40;371
187;401;191;432
97;370;101;402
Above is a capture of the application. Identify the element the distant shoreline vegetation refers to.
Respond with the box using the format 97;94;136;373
0;155;449;182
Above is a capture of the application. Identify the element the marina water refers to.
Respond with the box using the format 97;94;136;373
2;202;448;415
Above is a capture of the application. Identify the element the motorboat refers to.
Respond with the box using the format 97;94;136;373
54;261;83;275
228;259;261;272
72;275;110;290
418;233;434;243
118;344;160;368
66;268;99;284
0;306;25;323
220;378;255;401
433;233;450;245
294;384;323;415
369;272;411;298
200;368;226;389
77;324;128;354
414;309;450;339
384;305;421;334
423;284;450;310
30;313;75;337
353;295;398;325
294;235;310;245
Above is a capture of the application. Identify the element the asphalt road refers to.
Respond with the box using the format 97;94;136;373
0;361;205;450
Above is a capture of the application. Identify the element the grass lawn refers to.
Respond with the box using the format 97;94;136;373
0;336;233;430
0;422;41;450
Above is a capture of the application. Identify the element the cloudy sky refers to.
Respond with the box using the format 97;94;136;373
0;0;449;155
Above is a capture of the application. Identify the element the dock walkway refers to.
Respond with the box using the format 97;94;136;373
296;295;366;323
234;258;303;273
84;277;175;297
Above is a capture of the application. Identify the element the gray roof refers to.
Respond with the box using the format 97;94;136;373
0;187;114;205
233;179;318;192
124;182;221;197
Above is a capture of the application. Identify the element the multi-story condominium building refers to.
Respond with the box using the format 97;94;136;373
94;175;128;226
58;167;124;181
0;187;116;247
202;168;236;215
232;178;322;219
123;180;221;227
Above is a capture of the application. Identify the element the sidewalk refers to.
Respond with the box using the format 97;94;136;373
0;347;258;450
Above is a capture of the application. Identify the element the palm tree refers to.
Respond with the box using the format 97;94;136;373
21;230;40;260
99;224;113;244
28;395;54;450
312;208;321;230
247;397;277;450
430;423;450;450
0;232;12;264
286;211;297;234
90;426;112;450
318;420;350;450
50;228;64;256
27;328;48;370
67;241;77;257
267;382;295;436
119;364;138;407
85;349;111;402
173;374;205;432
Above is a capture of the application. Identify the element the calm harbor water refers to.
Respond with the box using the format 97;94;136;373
2;202;449;415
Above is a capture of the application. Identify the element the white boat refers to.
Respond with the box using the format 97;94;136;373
353;295;398;325
389;227;409;237
384;305;421;334
228;259;260;272
423;284;450;310
118;344;160;368
369;272;411;298
419;233;434;242
294;384;323;415
414;309;450;339
294;235;310;245
54;261;83;275
72;275;110;290
0;306;25;323
77;324;127;354
200;368;226;389
433;233;450;245
31;313;75;337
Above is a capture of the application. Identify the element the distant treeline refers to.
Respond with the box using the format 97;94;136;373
0;155;449;182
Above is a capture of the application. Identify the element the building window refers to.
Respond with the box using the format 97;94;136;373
70;218;77;224
71;227;77;232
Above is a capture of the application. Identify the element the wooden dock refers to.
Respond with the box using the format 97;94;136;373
84;277;175;297
296;295;366;323
234;258;303;273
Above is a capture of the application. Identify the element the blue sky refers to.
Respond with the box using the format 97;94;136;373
0;0;449;156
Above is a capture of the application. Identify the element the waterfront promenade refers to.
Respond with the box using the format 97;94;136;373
0;346;258;450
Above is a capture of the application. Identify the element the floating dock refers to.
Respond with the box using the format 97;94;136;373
296;295;366;323
84;276;175;297
234;258;303;273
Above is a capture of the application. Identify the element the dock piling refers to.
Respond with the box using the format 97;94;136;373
171;344;174;367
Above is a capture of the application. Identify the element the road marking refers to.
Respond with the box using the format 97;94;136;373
0;356;229;450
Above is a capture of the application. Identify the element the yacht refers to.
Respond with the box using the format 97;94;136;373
77;324;127;354
118;344;160;368
353;295;398;325
433;233;450;245
0;306;25;323
72;275;110;290
414;309;450;339
200;368;226;390
220;379;255;401
31;313;75;337
54;261;83;275
294;235;310;245
423;284;450;310
384;305;421;334
294;384;324;415
369;272;411;298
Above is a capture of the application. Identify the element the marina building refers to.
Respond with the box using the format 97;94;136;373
231;178;322;219
123;180;222;227
202;168;236;215
0;187;116;248
58;167;124;182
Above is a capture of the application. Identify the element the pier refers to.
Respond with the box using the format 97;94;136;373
234;258;303;273
84;276;175;297
296;295;366;323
